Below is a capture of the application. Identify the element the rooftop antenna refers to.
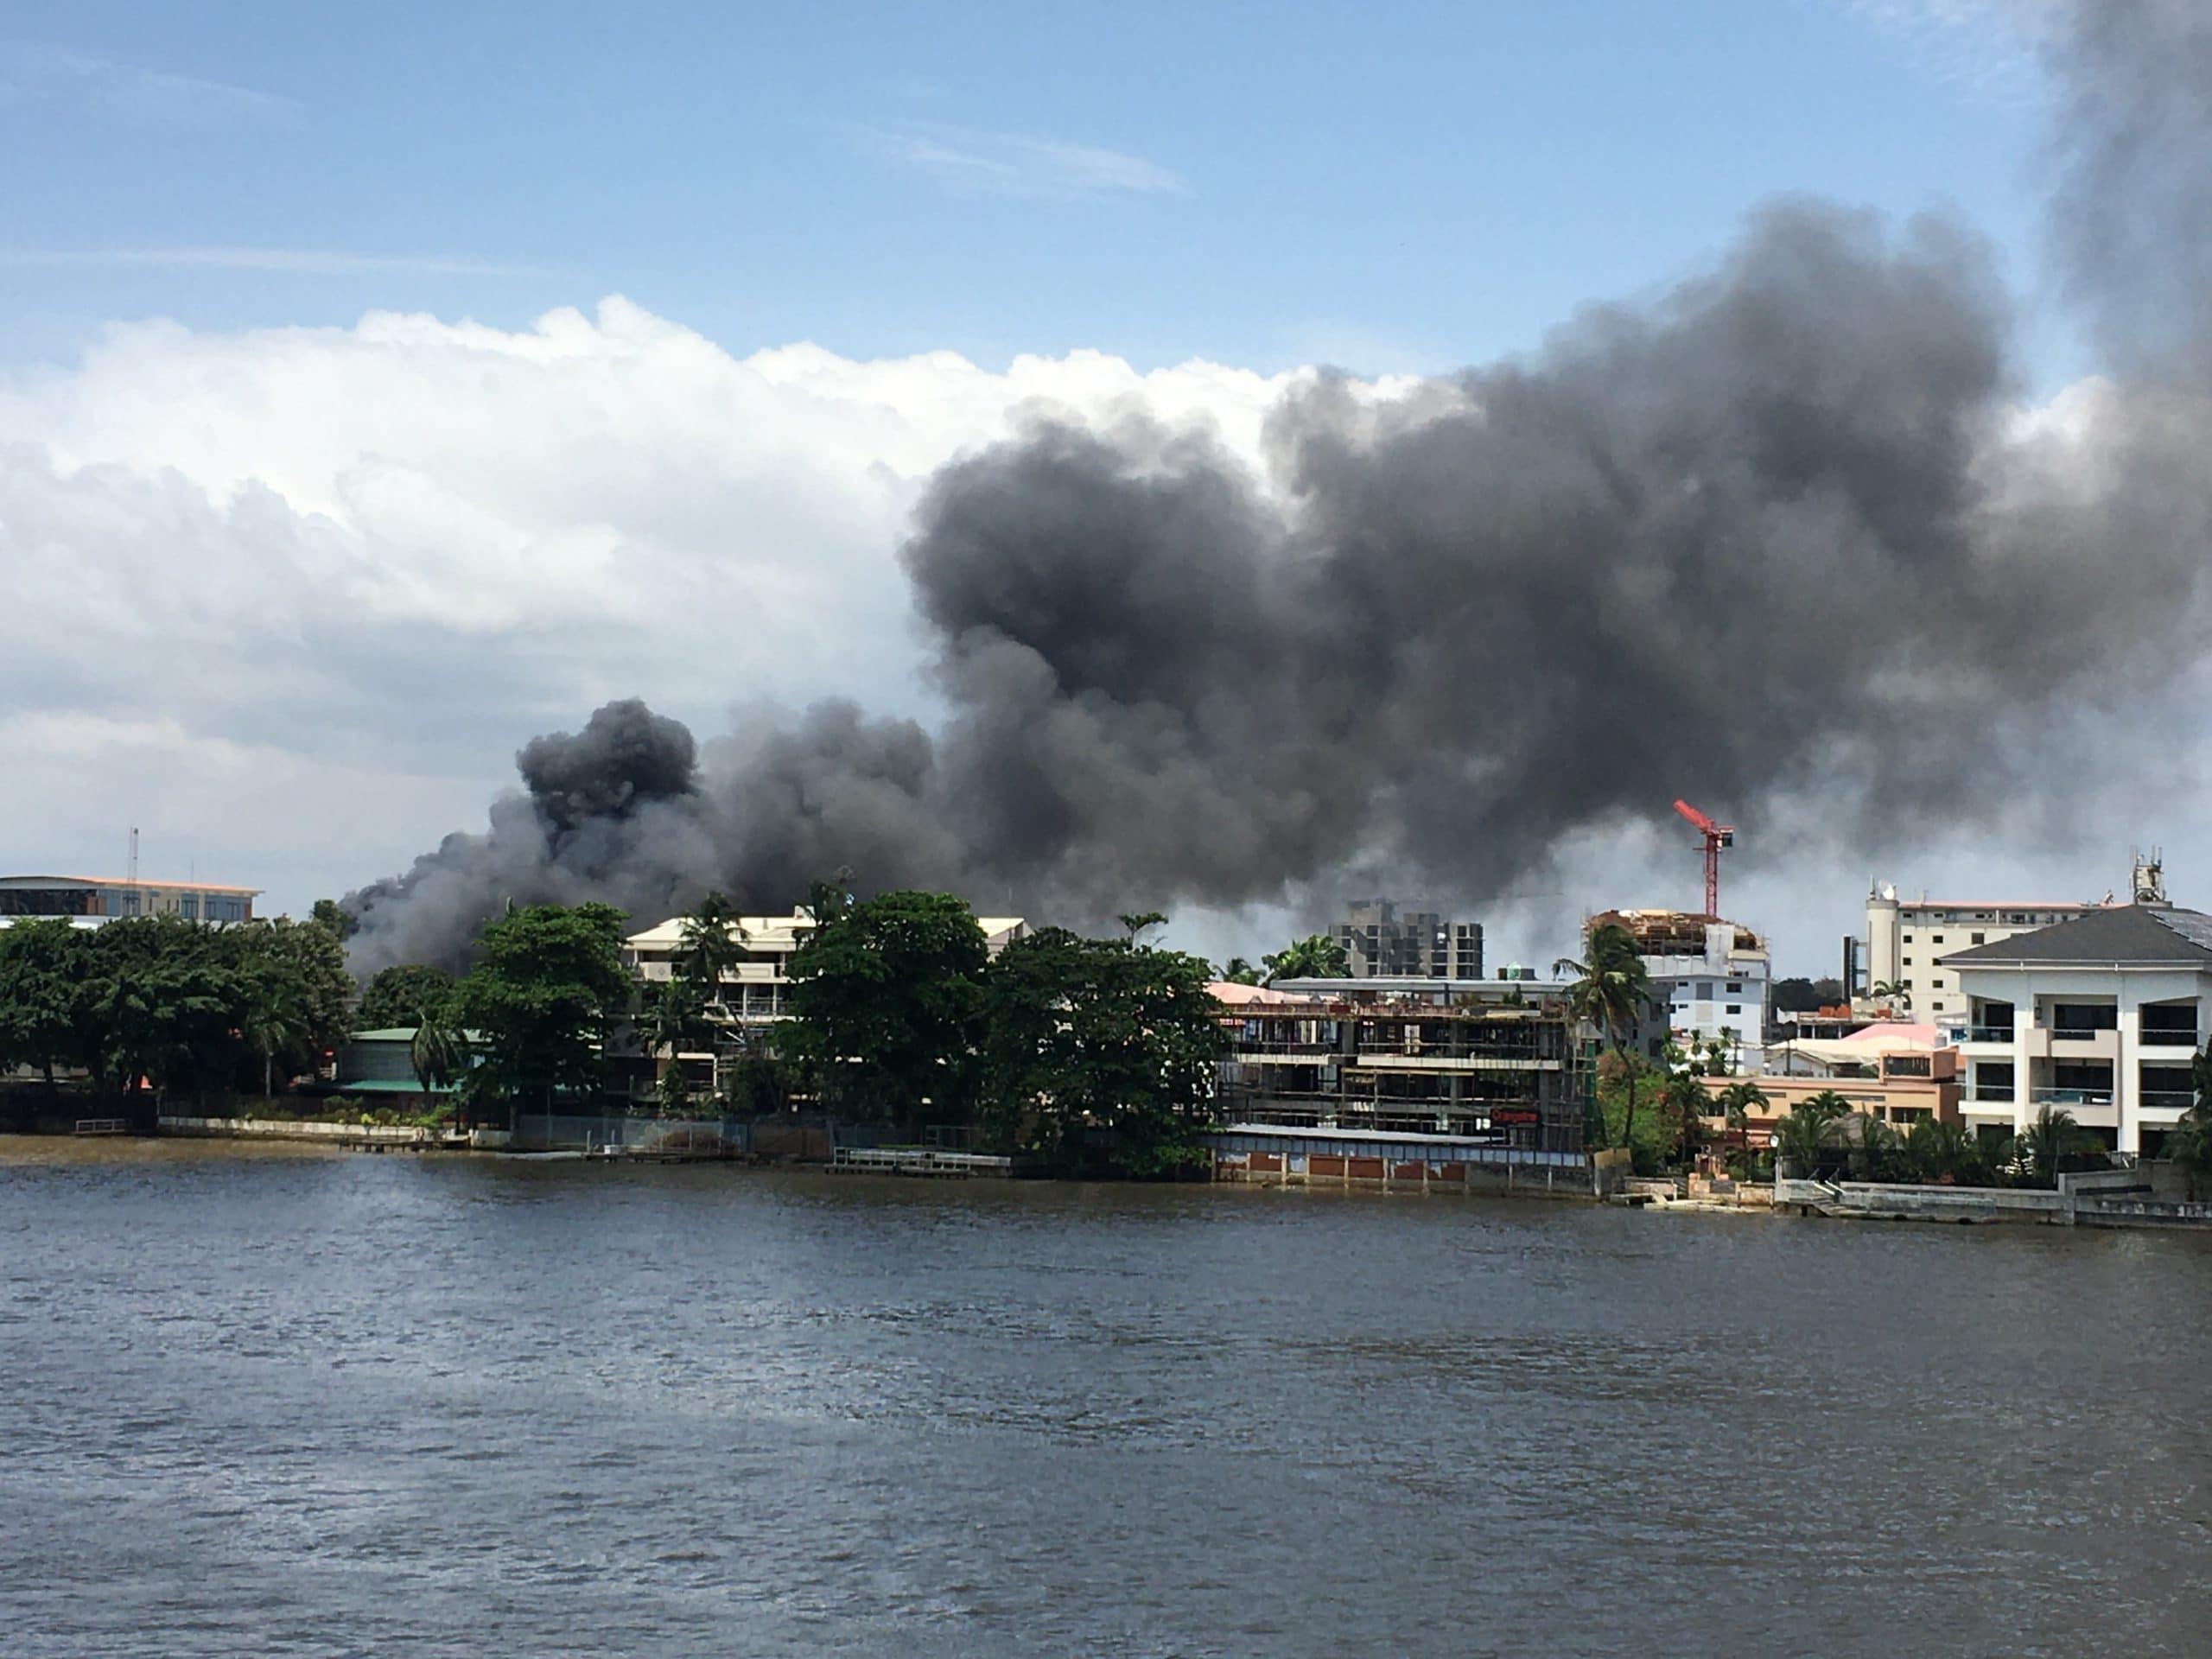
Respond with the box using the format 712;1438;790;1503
127;826;139;888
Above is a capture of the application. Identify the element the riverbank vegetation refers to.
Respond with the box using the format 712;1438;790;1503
0;913;351;1103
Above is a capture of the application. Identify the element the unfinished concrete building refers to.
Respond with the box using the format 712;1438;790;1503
1215;976;1582;1152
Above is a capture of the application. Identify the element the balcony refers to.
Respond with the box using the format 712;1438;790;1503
2139;1090;2196;1113
1942;1025;2016;1046
1967;1084;2016;1103
2031;1085;2115;1109
2138;1027;2200;1050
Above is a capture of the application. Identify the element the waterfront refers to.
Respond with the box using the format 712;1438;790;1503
8;1144;2212;1656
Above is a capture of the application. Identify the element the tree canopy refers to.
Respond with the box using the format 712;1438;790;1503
1262;933;1349;984
781;890;988;1122
976;926;1227;1176
454;903;632;1120
357;963;459;1032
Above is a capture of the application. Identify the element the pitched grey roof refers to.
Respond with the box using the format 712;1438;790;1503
1937;905;2212;969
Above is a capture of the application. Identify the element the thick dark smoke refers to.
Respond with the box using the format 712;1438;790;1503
344;1;2212;972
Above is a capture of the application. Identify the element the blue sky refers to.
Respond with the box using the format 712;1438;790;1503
8;0;2133;969
3;1;2059;378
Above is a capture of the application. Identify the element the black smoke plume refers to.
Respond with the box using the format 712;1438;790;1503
344;1;2212;971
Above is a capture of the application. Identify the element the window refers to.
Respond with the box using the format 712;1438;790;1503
1904;932;1916;943
1932;934;1945;944
1726;981;1743;994
1726;1004;1742;1015
1932;1000;1946;1011
179;895;197;919
1971;932;1985;944
1902;957;1913;967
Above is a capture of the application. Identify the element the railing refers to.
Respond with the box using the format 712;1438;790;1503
2139;1090;2196;1110
2049;1027;2114;1042
1942;1025;2015;1044
2139;1028;2200;1048
73;1118;127;1136
2030;1087;2115;1108
1967;1085;2016;1103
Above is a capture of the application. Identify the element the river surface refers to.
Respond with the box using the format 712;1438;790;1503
7;1139;2212;1657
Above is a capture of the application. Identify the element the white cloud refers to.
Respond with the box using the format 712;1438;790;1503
856;121;1188;200
0;298;1312;910
0;248;534;276
0;41;300;125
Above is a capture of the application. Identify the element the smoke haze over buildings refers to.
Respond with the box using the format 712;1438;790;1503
342;0;2212;971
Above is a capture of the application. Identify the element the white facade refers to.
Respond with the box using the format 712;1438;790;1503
1862;886;2099;1020
1642;923;1770;1069
1942;906;2209;1155
624;907;1030;1032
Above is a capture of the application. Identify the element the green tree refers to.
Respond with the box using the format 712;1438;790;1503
310;899;359;942
976;925;1228;1176
357;963;459;1032
239;917;353;1071
236;960;306;1099
677;890;743;1007
1262;933;1350;984
0;918;89;1085
2018;1103;2097;1188
782;890;988;1124
1555;921;1656;1153
2165;1046;2212;1199
1217;957;1261;986
74;917;247;1103
1772;1090;1851;1179
409;1005;471;1116
1847;1111;1902;1183
1771;976;1845;1014
454;903;632;1124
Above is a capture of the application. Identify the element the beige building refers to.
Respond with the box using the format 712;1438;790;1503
0;874;258;925
1859;885;2106;1021
624;906;1030;1034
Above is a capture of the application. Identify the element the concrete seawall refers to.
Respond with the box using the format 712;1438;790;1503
1777;1172;2212;1230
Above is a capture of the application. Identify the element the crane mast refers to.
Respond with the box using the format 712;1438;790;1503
1671;798;1734;918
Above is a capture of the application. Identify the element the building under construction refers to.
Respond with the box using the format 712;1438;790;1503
1215;976;1583;1152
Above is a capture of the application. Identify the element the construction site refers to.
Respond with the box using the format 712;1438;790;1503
1213;976;1586;1153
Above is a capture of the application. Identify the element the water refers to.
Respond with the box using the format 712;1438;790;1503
7;1140;2212;1657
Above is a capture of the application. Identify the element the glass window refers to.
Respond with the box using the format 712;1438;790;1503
1726;1004;1742;1015
1932;934;1945;944
180;895;197;919
1971;932;1985;944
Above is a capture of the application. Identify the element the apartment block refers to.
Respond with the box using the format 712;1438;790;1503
1332;899;1484;979
1592;909;1770;1068
1940;903;2212;1156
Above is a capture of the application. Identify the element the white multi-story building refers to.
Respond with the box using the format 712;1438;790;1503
1592;909;1770;1069
1940;903;2210;1155
623;906;1030;1033
1859;884;2107;1020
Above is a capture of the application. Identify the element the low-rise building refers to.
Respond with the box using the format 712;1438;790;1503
1703;1031;1960;1145
623;905;1030;1038
1214;976;1582;1151
0;874;258;924
1940;901;2212;1155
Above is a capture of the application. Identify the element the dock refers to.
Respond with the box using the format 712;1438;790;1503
830;1147;1014;1179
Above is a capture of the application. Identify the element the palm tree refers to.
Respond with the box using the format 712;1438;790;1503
410;1008;470;1122
2020;1103;2093;1188
677;890;742;1012
238;976;306;1100
1554;922;1655;1151
1262;934;1350;985
1848;1111;1900;1183
1718;1078;1767;1169
640;977;708;1075
1772;1090;1850;1179
1218;957;1261;986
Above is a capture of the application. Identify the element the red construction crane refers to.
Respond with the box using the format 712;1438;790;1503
1672;798;1735;918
